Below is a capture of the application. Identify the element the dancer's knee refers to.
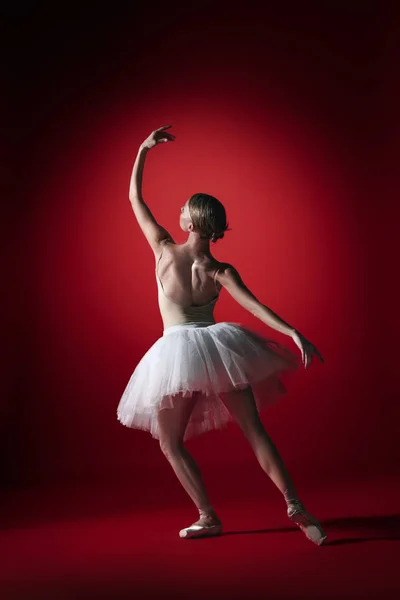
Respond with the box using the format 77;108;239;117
159;437;184;458
157;394;196;450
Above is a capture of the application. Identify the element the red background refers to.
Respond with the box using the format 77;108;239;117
4;5;399;487
3;4;400;597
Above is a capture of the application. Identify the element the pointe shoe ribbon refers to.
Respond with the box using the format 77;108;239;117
287;500;328;546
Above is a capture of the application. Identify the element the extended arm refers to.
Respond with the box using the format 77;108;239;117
217;264;325;369
253;303;295;337
218;265;296;337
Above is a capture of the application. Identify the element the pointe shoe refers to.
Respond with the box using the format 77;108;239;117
179;513;223;539
287;499;328;546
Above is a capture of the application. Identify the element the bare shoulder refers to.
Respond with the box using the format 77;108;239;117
214;261;251;293
153;237;176;260
214;262;242;283
214;261;262;313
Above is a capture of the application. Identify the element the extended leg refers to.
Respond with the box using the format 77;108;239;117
220;386;299;502
220;386;327;545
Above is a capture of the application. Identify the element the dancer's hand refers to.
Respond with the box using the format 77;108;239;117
140;125;175;150
291;330;324;370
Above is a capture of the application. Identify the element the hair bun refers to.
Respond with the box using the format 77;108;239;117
210;231;224;242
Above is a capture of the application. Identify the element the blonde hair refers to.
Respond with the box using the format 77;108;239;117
188;193;231;243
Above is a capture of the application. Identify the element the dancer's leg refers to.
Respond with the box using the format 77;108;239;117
157;392;222;538
220;386;299;503
220;385;327;545
157;392;218;517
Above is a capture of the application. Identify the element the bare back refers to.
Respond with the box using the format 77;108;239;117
154;241;281;334
155;242;223;308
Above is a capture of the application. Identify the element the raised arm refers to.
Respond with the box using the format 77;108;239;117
129;125;176;253
217;264;324;369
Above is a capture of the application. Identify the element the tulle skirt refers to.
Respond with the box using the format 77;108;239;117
117;321;301;441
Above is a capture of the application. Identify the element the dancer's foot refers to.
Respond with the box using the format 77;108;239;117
287;500;327;546
179;511;223;539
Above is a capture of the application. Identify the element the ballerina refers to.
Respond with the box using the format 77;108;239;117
117;125;327;545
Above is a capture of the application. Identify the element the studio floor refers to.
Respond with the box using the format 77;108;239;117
1;467;399;599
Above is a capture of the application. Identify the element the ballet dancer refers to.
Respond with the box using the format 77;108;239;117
117;125;327;545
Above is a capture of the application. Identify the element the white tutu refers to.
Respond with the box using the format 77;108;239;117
117;321;301;441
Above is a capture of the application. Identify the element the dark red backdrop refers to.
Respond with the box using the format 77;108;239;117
3;5;399;493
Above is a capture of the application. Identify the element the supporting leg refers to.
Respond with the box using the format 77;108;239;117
160;438;216;515
157;393;222;538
